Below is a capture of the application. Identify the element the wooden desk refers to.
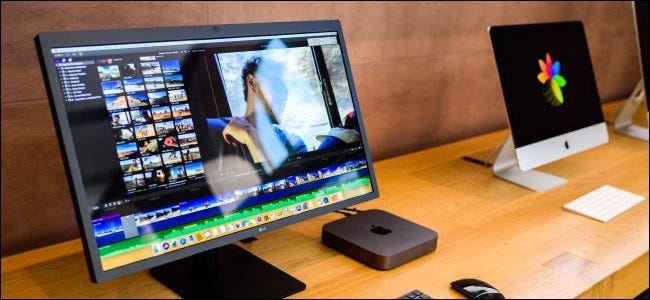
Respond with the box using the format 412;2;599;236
2;101;648;298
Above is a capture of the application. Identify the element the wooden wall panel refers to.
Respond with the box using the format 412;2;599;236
0;1;641;256
586;2;641;101
0;1;207;104
383;2;504;60
353;57;446;160
1;100;77;255
435;52;508;145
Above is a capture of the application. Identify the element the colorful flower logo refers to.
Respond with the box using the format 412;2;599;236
537;53;567;107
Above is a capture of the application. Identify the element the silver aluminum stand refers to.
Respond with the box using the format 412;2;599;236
492;135;566;192
614;80;648;142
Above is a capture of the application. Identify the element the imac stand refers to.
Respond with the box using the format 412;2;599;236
492;135;566;192
614;80;648;141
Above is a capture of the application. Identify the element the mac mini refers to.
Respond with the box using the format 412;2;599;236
322;209;438;270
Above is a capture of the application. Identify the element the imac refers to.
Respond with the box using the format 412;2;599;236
489;21;609;192
35;20;378;298
614;1;649;141
614;1;650;141
638;1;650;124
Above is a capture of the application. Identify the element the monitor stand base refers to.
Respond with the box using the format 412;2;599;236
615;124;649;141
614;80;648;142
149;244;305;299
493;135;566;192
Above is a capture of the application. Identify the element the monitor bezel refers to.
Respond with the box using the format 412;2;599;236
488;21;608;171
35;20;379;283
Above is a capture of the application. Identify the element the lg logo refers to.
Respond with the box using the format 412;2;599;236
258;226;267;232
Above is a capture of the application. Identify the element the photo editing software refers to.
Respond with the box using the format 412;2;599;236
51;31;372;270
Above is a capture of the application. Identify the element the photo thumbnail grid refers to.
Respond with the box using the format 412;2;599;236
99;59;203;193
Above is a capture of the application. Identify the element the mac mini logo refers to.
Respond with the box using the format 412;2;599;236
370;225;392;235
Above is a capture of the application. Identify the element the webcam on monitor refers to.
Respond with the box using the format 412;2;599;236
488;21;609;192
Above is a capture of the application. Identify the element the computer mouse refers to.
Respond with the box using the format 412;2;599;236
450;278;505;299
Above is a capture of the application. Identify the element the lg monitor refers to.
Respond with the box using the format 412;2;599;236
613;1;649;141
35;20;378;298
489;21;609;192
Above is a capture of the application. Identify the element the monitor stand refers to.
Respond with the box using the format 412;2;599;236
492;134;566;192
614;80;648;141
149;244;305;299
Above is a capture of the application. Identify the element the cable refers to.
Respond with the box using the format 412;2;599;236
340;207;364;213
239;237;257;244
334;207;364;217
333;210;353;217
462;156;491;167
461;141;505;168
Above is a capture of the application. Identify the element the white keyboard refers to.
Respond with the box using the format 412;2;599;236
563;185;646;222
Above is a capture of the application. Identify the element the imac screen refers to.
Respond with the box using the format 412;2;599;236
490;21;604;148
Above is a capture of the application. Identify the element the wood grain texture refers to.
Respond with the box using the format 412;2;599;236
0;100;78;256
578;253;649;299
0;1;207;104
353;56;446;160
1;101;647;299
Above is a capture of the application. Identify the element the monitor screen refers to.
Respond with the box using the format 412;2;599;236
634;1;649;111
489;21;604;148
36;21;378;283
489;21;608;173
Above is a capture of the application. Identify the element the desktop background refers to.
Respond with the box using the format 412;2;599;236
217;45;354;152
